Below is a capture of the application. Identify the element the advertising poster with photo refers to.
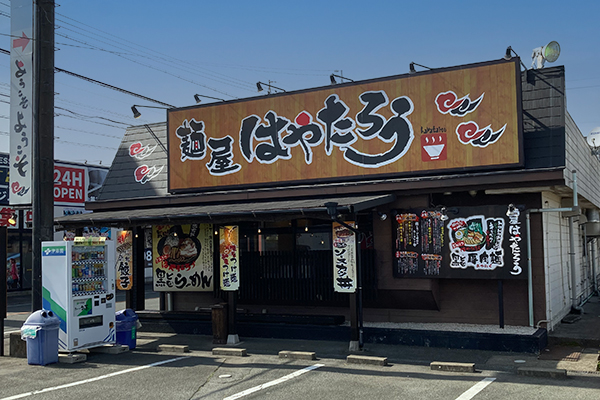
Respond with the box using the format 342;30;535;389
219;226;239;291
393;205;526;279
332;221;357;293
152;223;213;291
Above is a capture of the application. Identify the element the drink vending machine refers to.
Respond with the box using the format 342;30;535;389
41;237;116;351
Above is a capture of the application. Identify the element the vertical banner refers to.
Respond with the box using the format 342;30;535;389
116;230;133;291
152;224;213;291
219;226;239;291
10;0;34;205
332;221;357;293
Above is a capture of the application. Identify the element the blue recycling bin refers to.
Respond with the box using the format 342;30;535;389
21;310;61;366
115;309;138;349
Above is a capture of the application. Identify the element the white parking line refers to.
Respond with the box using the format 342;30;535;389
455;377;496;400
224;363;324;400
0;356;190;400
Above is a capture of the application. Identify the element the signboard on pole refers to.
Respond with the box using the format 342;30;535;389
332;221;357;293
10;0;34;205
54;164;87;206
219;226;239;291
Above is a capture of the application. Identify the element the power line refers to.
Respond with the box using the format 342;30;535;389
0;47;176;108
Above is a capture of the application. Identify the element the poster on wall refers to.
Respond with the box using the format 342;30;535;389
152;224;213;291
219;226;239;291
395;211;445;277
116;230;133;291
393;205;526;279
332;221;357;293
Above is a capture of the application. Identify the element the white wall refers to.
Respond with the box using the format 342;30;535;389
541;191;592;331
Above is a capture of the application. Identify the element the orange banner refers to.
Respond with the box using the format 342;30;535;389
168;59;521;192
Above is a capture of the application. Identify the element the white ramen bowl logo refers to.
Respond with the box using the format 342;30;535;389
422;135;445;160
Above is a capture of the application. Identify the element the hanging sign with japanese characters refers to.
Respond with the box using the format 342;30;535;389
168;59;522;193
10;0;34;205
332;221;357;292
116;230;133;291
219;226;239;291
393;205;526;279
152;224;214;291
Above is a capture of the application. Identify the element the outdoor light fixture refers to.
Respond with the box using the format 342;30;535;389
377;212;387;221
409;62;432;74
330;73;354;84
256;81;285;94
194;94;225;104
504;46;532;72
325;202;339;219
131;104;172;119
531;41;561;69
7;212;17;226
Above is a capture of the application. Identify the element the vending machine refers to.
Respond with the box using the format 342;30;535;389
41;237;116;351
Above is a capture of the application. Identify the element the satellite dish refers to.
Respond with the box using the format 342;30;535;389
543;41;561;63
588;127;600;148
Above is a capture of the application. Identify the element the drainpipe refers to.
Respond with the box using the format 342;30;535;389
569;171;584;314
525;170;580;326
592;238;598;295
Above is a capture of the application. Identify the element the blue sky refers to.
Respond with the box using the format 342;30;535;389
0;0;598;165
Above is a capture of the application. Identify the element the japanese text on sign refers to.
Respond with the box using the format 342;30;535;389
332;221;357;293
219;226;239;291
9;0;34;205
116;230;133;290
152;224;214;292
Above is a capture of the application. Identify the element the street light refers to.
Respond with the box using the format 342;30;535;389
131;104;172;119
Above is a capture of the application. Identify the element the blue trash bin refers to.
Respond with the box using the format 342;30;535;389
115;309;138;349
21;310;60;366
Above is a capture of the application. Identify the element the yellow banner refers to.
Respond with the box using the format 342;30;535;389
116;230;133;290
219;226;239;291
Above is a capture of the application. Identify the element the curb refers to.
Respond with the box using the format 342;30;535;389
157;344;189;353
430;361;476;373
517;367;567;379
212;347;247;357
278;351;316;360
347;355;388;366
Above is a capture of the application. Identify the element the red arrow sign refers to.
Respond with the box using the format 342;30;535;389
13;32;30;51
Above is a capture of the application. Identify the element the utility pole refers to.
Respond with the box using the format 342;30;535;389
31;0;55;310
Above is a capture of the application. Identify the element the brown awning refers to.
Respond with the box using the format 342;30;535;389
54;194;395;229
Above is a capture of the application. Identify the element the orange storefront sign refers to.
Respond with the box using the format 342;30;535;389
167;59;522;192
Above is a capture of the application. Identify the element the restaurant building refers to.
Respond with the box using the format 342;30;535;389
55;57;600;349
